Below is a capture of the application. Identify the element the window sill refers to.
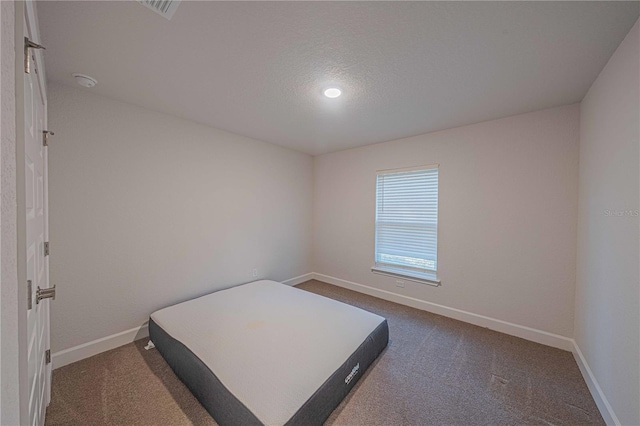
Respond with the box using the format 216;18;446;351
371;266;441;287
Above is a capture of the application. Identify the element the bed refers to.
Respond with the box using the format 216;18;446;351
149;280;389;426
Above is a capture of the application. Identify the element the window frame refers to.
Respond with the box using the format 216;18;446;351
371;164;441;287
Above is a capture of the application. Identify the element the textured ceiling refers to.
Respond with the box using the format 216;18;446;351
38;1;639;155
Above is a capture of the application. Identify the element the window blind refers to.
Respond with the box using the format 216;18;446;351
375;165;438;275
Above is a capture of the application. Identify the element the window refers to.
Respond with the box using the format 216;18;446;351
372;165;440;285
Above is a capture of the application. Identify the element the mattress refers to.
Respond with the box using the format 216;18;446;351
149;280;388;426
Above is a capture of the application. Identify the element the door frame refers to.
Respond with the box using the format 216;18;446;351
0;1;26;424
15;1;31;423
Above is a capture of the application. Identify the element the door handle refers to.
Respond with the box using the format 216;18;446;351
36;285;55;304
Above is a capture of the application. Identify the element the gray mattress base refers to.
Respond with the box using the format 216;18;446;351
149;318;389;426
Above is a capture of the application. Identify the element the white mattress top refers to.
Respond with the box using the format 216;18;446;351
150;280;384;425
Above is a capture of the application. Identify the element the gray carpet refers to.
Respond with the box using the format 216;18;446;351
45;279;604;425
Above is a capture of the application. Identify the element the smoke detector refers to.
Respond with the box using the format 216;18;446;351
137;0;181;20
72;73;97;88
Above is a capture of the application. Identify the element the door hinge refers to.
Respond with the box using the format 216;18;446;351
44;241;50;256
27;280;33;310
24;37;45;74
43;130;54;147
45;349;51;365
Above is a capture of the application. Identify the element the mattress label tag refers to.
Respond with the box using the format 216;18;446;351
345;363;360;385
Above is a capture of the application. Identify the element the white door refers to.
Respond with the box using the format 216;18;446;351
24;2;51;425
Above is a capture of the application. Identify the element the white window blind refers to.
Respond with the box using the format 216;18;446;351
374;165;438;277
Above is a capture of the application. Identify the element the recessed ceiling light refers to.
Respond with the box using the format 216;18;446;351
323;88;342;98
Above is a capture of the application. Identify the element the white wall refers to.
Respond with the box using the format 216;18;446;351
48;83;313;353
42;18;638;424
313;104;580;338
575;19;639;426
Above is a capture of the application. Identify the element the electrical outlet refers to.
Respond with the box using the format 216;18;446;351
396;280;405;288
252;268;258;278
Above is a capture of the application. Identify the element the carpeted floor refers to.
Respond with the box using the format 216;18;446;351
45;279;604;425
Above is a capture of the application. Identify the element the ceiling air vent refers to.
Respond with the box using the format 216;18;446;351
137;0;181;20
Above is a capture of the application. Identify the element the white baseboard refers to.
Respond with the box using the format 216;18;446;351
50;271;615;425
311;273;617;424
52;324;149;369
572;341;620;425
311;272;574;351
52;273;315;369
281;273;314;287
